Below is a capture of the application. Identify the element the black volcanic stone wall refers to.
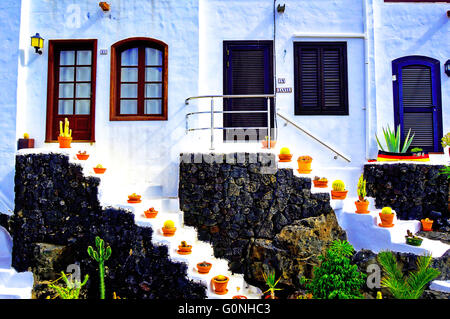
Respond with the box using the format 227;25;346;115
12;153;206;299
364;163;449;228
178;153;334;275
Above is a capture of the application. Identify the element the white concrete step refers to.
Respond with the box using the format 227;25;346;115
429;280;450;293
333;197;450;257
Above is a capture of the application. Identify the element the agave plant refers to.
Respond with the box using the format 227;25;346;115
377;251;440;299
375;124;415;153
262;269;282;299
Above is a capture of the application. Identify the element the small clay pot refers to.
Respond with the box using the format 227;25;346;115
406;237;423;246
162;227;176;237
212;276;229;295
197;262;212;274
58;136;72;148
93;167;106;174
379;213;395;228
297;157;312;173
144;209;158;218
262;140;276;149
313;180;328;188
177;245;192;255
355;200;370;214
278;154;293;162
232;295;247;299
331;190;348;200
76;153;89;160
421;219;433;232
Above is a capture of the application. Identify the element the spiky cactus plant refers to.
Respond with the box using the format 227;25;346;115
332;180;345;191
357;174;367;202
87;236;112;299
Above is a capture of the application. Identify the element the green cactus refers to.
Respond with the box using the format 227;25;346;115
381;207;393;214
332;180;345;191
356;174;367;201
87;236;112;299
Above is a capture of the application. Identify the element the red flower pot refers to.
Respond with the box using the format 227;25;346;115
58;136;72;148
278;154;293;162
313;180;328;188
93;167;106;174
421;219;433;231
331;190;348;200
76;153;89;160
197;262;212;274
355;200;370;214
379;213;395;228
212;276;229;295
162;227;176;237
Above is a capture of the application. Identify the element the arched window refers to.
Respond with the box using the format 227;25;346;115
110;37;168;121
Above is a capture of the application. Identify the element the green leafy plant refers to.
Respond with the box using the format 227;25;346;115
376;124;414;153
441;132;450;148
411;147;423;153
305;240;366;299
47;271;89;299
439;166;450;179
357;174;367;202
262;269;282;299
87;236;112;299
377;251;440;299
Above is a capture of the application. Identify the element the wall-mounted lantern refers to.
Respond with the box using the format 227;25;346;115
99;2;111;12
277;4;286;13
445;60;450;77
30;33;44;55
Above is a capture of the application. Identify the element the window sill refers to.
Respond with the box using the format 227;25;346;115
110;115;168;121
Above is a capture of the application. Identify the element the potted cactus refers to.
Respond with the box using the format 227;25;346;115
127;193;141;203
76;150;89;160
212;275;229;295
297;156;312;174
261;136;276;149
331;180;348;200
355;174;369;214
162;220;176;236
144;207;158;218
379;207;395;228
177;241;192;255
197;261;212;274
313;176;328;188
18;132;35;150
405;230;423;246
278;147;293;162
93;164;106;174
58;118;72;148
442;132;450;158
421;218;433;232
232;295;248;299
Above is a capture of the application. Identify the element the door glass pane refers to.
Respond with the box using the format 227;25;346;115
145;84;162;98
59;84;74;98
145;47;162;65
75;100;90;115
59;67;74;81
77;50;92;65
120;100;137;114
76;83;91;98
76;67;91;81
60;51;75;65
121;84;138;98
145;67;162;82
121;67;138;82
58;100;73;115
145;99;162;115
121;48;138;66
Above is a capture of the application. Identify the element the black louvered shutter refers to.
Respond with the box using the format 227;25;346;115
401;65;434;148
294;42;348;115
223;42;274;141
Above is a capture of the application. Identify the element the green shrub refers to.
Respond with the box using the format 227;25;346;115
305;240;366;299
377;251;440;299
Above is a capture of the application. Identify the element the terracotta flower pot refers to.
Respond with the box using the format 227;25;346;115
297;157;312;174
232;295;247;299
162;226;176;237
262;140;276;149
355;200;370;214
379;213;395;228
93;167;106;174
421;219;433;231
58;136;72;148
212;276;229;295
313;180;328;188
278;154;293;162
197;262;212;274
177;245;192;255
144;208;158;218
331;190;348;200
76;153;89;160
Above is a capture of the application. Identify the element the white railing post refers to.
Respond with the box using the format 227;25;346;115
210;98;215;150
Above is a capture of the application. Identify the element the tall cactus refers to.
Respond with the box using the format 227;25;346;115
87;236;112;299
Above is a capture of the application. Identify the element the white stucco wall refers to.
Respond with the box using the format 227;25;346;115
16;0;199;196
0;0;22;213
373;0;450;144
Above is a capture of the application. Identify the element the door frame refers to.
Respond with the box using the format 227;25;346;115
223;40;274;141
45;39;97;142
392;55;443;152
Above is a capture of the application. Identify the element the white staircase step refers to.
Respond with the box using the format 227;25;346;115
429;280;450;293
0;287;32;299
0;269;34;289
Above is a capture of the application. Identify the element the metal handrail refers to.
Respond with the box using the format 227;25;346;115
185;94;276;150
276;112;351;163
